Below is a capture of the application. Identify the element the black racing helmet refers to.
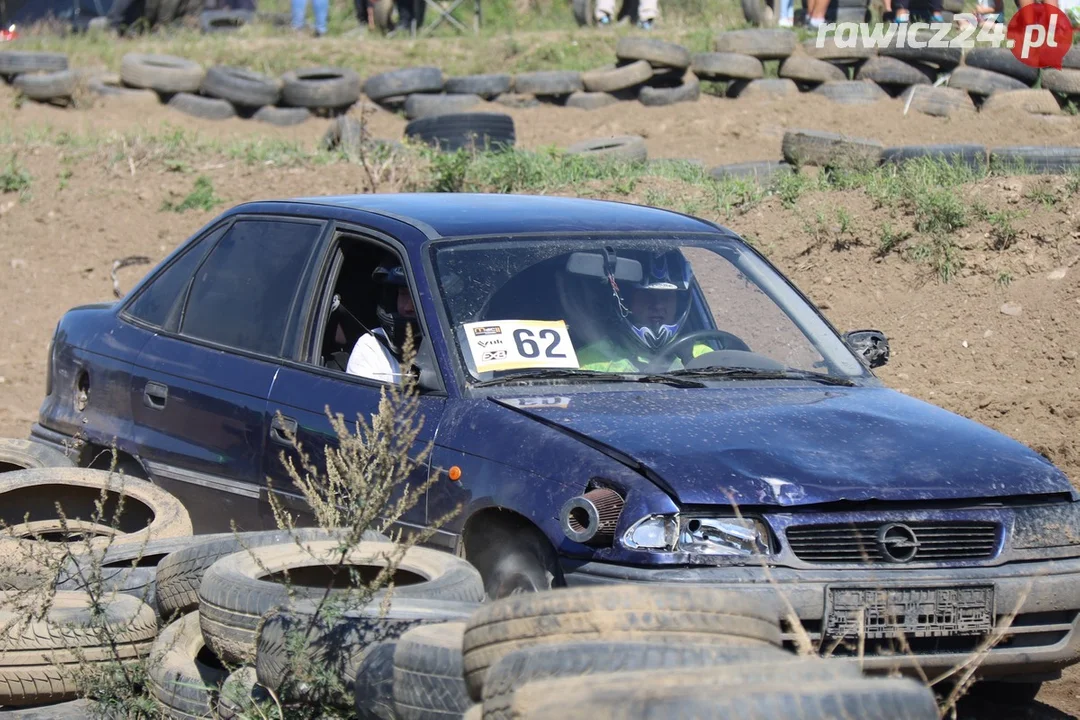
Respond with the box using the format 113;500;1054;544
372;261;420;355
612;249;695;353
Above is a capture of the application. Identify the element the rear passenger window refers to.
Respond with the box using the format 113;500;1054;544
180;219;321;357
125;226;224;330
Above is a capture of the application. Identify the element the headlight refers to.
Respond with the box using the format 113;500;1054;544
622;514;772;556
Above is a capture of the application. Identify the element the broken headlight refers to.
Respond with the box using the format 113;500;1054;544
622;514;772;557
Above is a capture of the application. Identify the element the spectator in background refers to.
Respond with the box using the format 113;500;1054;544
292;0;328;36
891;0;944;22
395;0;426;30
595;0;658;29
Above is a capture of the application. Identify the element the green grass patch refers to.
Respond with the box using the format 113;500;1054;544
161;175;224;212
0;155;32;198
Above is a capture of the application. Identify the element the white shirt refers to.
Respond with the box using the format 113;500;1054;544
346;328;402;383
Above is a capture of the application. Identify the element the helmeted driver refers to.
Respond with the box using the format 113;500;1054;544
346;261;421;383
577;249;713;372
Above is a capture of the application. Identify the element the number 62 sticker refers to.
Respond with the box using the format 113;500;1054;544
462;320;580;374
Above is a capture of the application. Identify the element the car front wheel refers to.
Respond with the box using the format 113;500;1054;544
466;516;562;600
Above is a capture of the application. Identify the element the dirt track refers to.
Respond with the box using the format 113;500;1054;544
1;84;1079;716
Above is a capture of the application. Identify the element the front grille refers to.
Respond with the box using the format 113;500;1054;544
786;522;1000;564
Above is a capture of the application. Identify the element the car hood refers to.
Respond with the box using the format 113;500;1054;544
492;386;1073;507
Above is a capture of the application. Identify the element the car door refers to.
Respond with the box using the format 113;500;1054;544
259;229;449;542
129;215;327;533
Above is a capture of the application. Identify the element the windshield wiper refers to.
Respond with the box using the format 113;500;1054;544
667;366;856;387
631;374;706;388
472;368;628;387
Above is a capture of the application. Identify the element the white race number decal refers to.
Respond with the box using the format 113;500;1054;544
463;320;579;373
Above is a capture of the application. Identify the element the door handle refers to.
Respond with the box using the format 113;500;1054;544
143;381;168;410
270;415;298;446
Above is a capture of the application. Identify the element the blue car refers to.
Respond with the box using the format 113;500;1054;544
34;193;1080;694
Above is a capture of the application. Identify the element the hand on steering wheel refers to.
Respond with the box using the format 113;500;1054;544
643;329;749;373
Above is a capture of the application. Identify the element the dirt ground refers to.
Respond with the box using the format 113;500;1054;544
1;84;1080;716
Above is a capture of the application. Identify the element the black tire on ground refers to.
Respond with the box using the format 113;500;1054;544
0;52;68;77
782;128;884;169
615;37;691;70
445;74;512;98
199;540;484;664
902;84;976;116
464;518;561;603
0;591;157;706
167;92;237;120
512;71;583;96
1042;69;1080;96
879;34;961;70
582;60;652;93
710;160;795;183
364;67;444;102
200;65;282;107
980;89;1062;115
324;115;365;152
149;612;229;719
565;91;620;110
566;135;648;162
154;528;384;621
0;699;100;717
509;672;939;720
481;642;799;720
282;67;361;109
880;144;988;170
0;439;74;473
713;29;796;60
256;597;480;708
1065;47;1080;70
802;37;876;61
639;74;700;106
964;47;1039;85
354;641;398;720
461;585;783;702
813;80;889;104
855;56;936;87
948;66;1028;96
12;71;76;101
404;93;482;120
119;53;205;94
989;146;1080;174
726;78;798;99
779;55;847;84
88;76;158;99
392;622;471;720
404;112;516;152
217;667;270;720
199;9;254;32
253;105;312;126
690;52;763;81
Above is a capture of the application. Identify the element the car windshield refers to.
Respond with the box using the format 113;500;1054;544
430;235;869;384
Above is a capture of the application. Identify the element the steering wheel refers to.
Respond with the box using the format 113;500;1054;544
644;329;751;372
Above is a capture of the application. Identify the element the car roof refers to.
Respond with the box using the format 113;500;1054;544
283;192;726;240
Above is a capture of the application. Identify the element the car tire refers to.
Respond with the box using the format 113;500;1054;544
217;666;271;719
199;540;484;663
167;92;237;120
966;679;1043;704
154;528;384;620
281;67;362;109
255;596;479;707
855;56;936;87
404;93;482;120
149;612;229;719
812;80;890;105
253;105;312;126
512;71;583;96
445;74;512;98
779;54;847;85
200;65;282;108
12;71;76;101
801;36;876;62
353;640;398;720
0;438;75;473
638;73;700;106
465;517;561;602
1041;68;1080;96
709;160;794;183
879;36;961;71
948;66;1029;97
404;112;516;152
901;85;976;117
364;67;444;102
0;591;157;707
581;60;651;93
120;53;205;94
880;144;988;170
566;135;647;162
507;671;937;720
481;641;799;720
713;29;796;60
980;89;1062;115
392;622;471;720
989;146;1080;174
461;585;784;701
690;52;764;81
0;51;68;77
615;37;691;70
0;698;100;717
725;78;798;99
782;128;885;169
565;91;621;110
964;48;1040;85
199;9;254;32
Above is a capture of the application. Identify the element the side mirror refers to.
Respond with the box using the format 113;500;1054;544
844;329;890;369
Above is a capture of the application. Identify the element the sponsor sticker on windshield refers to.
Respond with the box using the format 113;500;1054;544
463;320;580;373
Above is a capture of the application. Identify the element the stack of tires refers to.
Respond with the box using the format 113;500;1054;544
701;30;799;99
0;51;76;105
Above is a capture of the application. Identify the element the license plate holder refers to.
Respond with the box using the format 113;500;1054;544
824;585;995;640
